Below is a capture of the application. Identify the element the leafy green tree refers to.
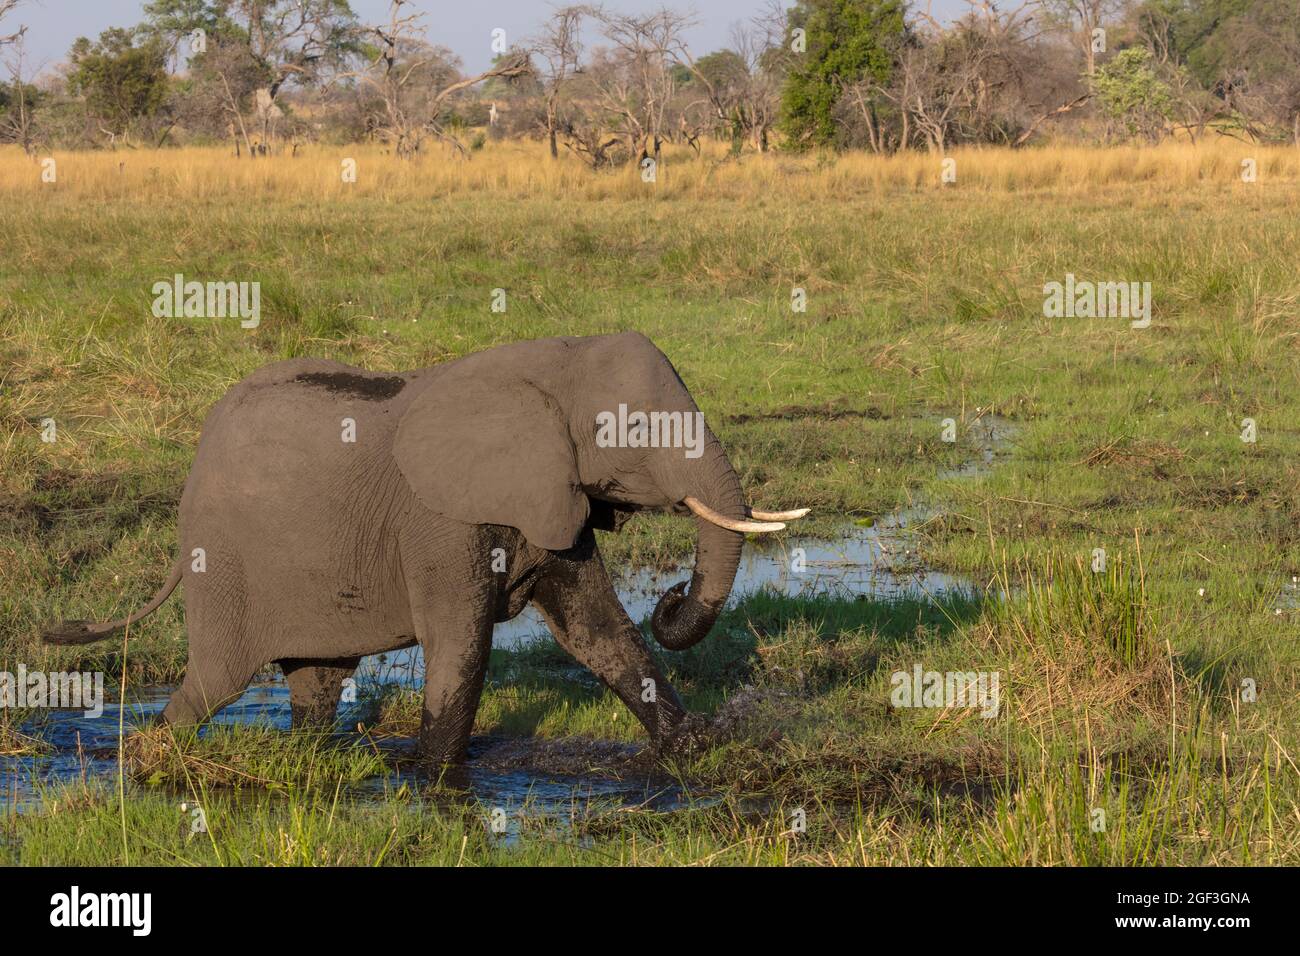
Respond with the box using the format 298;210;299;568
778;0;907;149
1171;0;1251;86
68;28;170;136
143;0;359;153
1091;46;1173;140
1210;0;1300;140
143;0;360;100
0;75;39;148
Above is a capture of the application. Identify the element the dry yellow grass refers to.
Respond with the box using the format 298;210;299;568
1;138;1297;202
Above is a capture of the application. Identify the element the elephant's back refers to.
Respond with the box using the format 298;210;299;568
184;358;416;511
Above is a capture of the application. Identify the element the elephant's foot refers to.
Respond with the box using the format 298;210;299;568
651;712;715;759
416;707;478;768
415;741;470;768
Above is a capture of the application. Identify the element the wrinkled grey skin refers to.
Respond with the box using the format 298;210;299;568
46;333;747;763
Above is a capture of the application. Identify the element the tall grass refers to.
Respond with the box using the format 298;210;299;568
2;138;1298;865
2;140;1297;203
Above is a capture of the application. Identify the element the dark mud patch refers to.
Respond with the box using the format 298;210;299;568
726;402;889;425
294;371;405;400
469;735;646;777
1187;481;1264;507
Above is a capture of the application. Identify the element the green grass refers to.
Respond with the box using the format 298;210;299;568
5;589;1292;865
2;147;1298;865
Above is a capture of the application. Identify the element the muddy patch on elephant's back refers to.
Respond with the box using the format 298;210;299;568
294;371;405;400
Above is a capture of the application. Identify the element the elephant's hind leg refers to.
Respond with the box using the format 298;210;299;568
159;538;262;729
160;657;261;729
280;657;360;729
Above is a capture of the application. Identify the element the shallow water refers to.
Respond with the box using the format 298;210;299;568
1;683;690;821
2;416;1016;817
490;509;969;651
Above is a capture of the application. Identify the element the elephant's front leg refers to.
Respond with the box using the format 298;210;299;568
404;555;496;765
531;532;697;752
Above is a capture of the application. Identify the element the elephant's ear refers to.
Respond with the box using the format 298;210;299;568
393;373;589;551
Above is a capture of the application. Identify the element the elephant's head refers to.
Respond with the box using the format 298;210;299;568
392;331;807;652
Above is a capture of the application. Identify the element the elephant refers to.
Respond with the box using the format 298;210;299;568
44;332;807;763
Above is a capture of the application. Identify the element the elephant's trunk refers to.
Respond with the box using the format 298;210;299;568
649;442;747;653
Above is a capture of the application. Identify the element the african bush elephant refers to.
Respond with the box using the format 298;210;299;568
45;332;806;762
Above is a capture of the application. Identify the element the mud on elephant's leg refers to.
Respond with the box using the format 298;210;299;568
403;588;494;765
280;657;360;729
531;533;707;755
416;623;493;765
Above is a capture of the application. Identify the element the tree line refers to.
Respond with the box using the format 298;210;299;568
1;0;1297;159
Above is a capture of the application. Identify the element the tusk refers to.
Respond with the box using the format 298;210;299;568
684;496;785;533
748;507;810;521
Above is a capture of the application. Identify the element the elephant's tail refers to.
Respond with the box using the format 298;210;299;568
43;556;184;645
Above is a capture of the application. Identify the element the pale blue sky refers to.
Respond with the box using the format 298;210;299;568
5;0;968;77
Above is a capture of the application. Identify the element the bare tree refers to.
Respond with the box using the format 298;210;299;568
1219;1;1300;145
1040;0;1121;76
530;5;589;159
842;1;1084;152
344;0;530;158
0;0;23;47
0;33;37;152
0;0;37;152
559;119;624;168
423;55;531;155
736;1;791;151
670;2;787;153
895;33;994;152
591;8;690;166
346;0;435;158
